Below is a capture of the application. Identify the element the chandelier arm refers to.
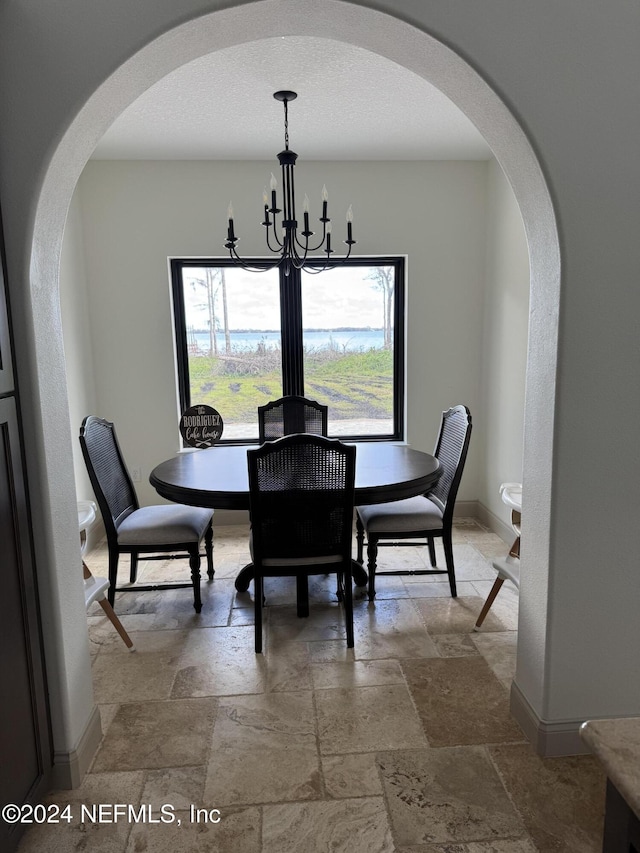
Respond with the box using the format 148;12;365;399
265;222;284;252
261;205;280;246
227;244;282;273
300;240;355;274
306;233;331;253
299;266;328;275
286;230;306;268
293;231;311;251
301;216;331;253
290;243;310;270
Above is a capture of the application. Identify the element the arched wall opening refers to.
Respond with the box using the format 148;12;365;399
28;0;558;774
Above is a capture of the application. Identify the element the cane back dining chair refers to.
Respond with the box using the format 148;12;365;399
79;416;214;612
257;395;328;443
247;433;356;653
356;404;472;601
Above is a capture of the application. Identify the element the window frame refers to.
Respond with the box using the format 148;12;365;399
170;256;405;444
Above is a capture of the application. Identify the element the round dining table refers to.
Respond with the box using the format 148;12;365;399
150;442;440;591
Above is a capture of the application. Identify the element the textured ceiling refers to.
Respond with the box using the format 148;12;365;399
92;36;492;161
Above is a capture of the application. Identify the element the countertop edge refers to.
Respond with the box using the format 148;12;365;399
580;717;640;819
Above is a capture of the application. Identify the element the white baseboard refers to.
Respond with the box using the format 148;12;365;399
453;499;478;519
467;505;589;757
52;704;103;789
213;508;250;526
510;681;590;757
473;500;514;545
216;502;509;535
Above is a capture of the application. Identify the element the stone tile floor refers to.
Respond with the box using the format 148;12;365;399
17;520;605;852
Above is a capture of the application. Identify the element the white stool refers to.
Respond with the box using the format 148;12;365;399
78;500;134;650
474;483;521;629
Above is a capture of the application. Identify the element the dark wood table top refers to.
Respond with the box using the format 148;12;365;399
150;442;440;510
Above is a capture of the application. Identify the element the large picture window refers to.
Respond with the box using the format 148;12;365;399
171;257;405;443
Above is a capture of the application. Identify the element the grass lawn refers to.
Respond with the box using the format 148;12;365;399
188;347;393;422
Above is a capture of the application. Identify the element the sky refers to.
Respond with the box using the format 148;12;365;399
182;265;391;330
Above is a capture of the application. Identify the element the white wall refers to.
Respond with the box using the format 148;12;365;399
68;158;491;508
59;191;98;505
479;159;530;529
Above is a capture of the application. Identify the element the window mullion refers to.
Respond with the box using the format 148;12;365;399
279;267;304;396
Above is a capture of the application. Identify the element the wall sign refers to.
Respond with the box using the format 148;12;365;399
180;405;224;448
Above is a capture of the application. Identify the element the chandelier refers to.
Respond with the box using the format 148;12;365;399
224;90;355;275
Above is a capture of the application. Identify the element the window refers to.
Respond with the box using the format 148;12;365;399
171;257;405;443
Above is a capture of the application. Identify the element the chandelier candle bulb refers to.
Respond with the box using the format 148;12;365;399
227;202;235;242
346;205;354;243
321;184;329;222
303;193;310;233
261;188;271;227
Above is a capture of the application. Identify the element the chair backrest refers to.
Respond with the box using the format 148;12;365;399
428;405;472;519
79;416;139;539
248;433;355;564
257;395;328;443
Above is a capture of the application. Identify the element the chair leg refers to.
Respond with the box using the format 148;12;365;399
427;537;437;567
366;537;378;601
205;522;214;580
509;536;520;559
335;571;344;602
442;528;457;597
98;597;135;649
296;575;309;617
255;573;264;653
107;551;119;606
474;577;505;630
129;552;139;583
343;566;354;648
356;515;365;564
188;547;202;613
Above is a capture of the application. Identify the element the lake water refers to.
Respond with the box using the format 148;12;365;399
191;328;385;353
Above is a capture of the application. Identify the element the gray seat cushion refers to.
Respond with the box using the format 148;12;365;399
249;530;344;567
117;504;213;547
357;495;443;533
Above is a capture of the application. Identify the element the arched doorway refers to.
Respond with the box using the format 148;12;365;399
26;0;558;771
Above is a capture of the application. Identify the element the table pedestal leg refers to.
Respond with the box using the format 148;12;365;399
352;560;368;587
235;563;255;593
234;560;368;592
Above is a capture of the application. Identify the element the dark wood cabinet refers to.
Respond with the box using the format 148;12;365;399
0;217;52;852
602;780;640;853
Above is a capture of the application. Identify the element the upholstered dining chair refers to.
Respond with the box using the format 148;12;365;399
247;433;356;653
79;416;214;612
356;404;472;601
257;394;328;443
